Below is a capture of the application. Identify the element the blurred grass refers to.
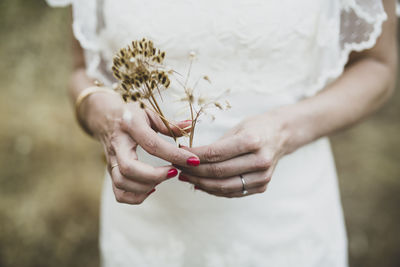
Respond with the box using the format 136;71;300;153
0;1;399;267
0;1;103;266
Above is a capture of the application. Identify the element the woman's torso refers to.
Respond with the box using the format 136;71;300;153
95;1;348;266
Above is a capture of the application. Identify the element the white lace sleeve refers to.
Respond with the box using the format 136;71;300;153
45;0;105;82
305;0;392;97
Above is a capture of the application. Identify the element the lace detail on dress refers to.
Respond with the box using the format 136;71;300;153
47;0;393;99
46;0;110;83
304;0;388;97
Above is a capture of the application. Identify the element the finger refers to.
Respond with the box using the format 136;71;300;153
111;166;157;194
177;152;271;178
180;133;262;163
123;120;200;167
112;183;156;205
207;184;268;198
218;158;277;198
179;170;270;195
111;132;179;184
146;110;192;137
116;154;179;184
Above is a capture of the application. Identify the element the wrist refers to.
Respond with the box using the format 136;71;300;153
77;87;122;138
272;104;317;155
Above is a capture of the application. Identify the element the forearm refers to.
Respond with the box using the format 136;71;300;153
277;0;398;154
69;68;95;103
280;57;396;153
68;68;98;136
69;67;124;139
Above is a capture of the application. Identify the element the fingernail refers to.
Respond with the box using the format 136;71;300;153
178;174;189;182
167;168;178;178
187;157;200;166
147;188;156;196
194;185;200;190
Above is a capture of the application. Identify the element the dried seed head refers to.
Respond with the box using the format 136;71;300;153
121;82;129;91
122;74;130;81
165;79;170;88
166;66;174;74
113;58;121;67
214;102;223;110
150;80;156;89
113;72;121;80
188;94;194;103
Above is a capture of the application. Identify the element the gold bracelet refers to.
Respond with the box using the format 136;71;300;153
75;86;117;137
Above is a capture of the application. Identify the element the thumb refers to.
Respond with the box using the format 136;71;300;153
146;110;192;137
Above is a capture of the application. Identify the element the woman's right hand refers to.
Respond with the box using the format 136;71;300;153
82;91;200;204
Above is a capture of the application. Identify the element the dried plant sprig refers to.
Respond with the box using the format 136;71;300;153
112;38;176;139
111;38;230;147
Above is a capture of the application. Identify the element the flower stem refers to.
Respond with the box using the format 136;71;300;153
145;82;176;141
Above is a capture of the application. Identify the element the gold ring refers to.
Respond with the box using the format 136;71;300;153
111;163;119;170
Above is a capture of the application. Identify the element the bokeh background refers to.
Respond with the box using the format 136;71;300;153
0;1;399;266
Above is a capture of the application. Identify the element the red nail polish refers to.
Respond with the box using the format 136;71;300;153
194;185;200;190
187;157;200;166
167;168;178;178
147;188;156;196
178;174;189;182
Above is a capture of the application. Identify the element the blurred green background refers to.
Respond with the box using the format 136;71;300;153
0;1;399;266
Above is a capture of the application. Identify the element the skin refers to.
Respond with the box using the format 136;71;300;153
71;37;200;205
70;0;397;203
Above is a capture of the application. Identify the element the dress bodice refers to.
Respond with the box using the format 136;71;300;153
56;0;387;100
99;0;335;98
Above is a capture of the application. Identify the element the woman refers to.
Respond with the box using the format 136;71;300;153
48;0;397;266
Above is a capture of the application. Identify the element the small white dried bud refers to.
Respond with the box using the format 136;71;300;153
112;83;119;90
189;51;197;59
129;57;136;63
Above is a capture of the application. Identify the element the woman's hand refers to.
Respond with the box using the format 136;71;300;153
175;0;398;197
83;91;200;204
177;110;293;198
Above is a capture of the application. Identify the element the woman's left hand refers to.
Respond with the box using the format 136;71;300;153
177;111;294;198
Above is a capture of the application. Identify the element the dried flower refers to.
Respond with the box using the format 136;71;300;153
111;38;230;147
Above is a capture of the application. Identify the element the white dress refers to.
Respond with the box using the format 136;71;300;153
47;1;390;266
